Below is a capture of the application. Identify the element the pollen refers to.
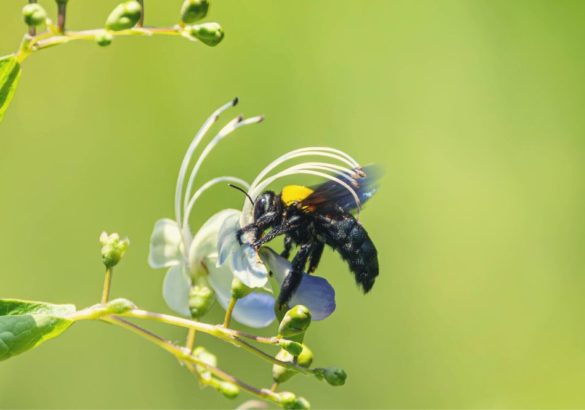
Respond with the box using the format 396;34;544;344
282;185;314;206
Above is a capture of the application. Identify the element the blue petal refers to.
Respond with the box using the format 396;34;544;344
289;274;336;321
231;293;276;328
258;247;336;321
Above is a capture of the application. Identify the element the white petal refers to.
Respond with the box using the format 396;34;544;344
163;265;192;317
148;219;184;269
259;247;336;320
230;244;268;288
189;209;240;270
206;255;276;328
217;211;241;266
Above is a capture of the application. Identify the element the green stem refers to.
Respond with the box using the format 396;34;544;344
223;297;237;328
69;306;313;377
101;267;113;304
102;316;279;402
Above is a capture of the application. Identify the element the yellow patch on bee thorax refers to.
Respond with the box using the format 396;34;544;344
281;185;314;206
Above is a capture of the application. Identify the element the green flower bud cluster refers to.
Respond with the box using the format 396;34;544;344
275;392;311;409
189;276;215;319
105;1;142;32
313;367;347;386
186;23;224;47
230;277;252;299
278;305;312;338
22;4;47;27
99;232;130;268
273;344;313;384
192;347;240;399
180;0;210;24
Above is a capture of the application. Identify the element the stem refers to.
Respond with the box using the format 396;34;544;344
137;0;144;27
117;309;313;375
57;1;67;33
186;328;197;353
101;267;113;304
102;316;279;402
223;297;237;328
28;0;37;37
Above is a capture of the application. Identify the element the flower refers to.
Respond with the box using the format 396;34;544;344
148;98;276;327
149;99;368;327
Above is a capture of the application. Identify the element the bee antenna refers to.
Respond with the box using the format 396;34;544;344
228;184;254;206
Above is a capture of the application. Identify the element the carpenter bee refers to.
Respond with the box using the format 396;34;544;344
237;166;380;309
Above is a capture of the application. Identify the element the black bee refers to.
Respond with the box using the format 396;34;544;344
236;166;380;309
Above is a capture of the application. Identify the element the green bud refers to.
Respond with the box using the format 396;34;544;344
188;22;224;46
279;340;304;356
99;232;130;268
95;30;113;47
218;381;239;399
231;277;252;299
106;1;142;31
272;345;313;384
314;367;347;386
277;392;311;409
22;4;47;27
180;0;209;24
189;276;215;319
278;305;311;338
193;346;217;367
105;298;136;314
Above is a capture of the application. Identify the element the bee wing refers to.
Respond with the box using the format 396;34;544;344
300;165;381;213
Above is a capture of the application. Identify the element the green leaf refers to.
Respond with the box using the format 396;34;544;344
0;299;76;361
0;55;22;122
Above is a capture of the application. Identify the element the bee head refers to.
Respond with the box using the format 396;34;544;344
254;191;278;221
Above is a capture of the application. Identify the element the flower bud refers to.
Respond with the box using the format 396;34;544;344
314;367;347;386
188;22;224;46
218;381;239;399
231;277;252;299
95;30;113;47
279;340;304;356
180;0;209;24
272;345;313;384
22;4;47;27
278;305;311;338
277;392;311;409
193;346;217;367
99;232;130;268
106;1;142;31
105;298;136;314
189;276;215;319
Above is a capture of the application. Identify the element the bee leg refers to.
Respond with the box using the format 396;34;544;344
237;211;281;244
281;235;294;259
253;215;302;248
277;242;312;309
307;242;325;273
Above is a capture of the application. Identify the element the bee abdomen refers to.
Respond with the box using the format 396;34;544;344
316;214;379;292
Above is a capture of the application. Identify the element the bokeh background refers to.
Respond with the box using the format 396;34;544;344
1;0;585;408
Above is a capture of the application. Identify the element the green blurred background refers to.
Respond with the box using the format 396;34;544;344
1;0;585;408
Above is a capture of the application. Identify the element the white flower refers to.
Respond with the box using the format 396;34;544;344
148;98;274;327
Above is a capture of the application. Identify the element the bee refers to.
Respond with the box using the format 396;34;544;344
236;166;380;309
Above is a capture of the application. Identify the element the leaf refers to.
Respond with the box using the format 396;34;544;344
0;55;22;122
0;299;76;361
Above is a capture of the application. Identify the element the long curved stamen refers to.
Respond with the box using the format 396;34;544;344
184;176;250;228
175;98;238;225
242;164;362;225
183;115;264;219
249;147;360;191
